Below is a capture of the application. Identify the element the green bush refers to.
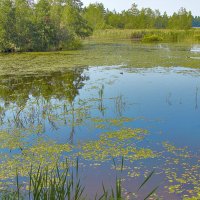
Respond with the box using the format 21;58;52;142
0;0;92;53
142;34;163;42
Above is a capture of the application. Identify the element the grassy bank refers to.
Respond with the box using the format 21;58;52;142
0;29;200;76
1;41;200;77
0;41;199;77
91;29;200;43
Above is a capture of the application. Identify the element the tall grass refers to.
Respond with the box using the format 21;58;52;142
0;158;159;200
90;29;200;43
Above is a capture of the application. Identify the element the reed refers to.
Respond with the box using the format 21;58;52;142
0;158;158;200
90;29;200;43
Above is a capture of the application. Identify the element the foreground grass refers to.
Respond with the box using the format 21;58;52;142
0;159;159;200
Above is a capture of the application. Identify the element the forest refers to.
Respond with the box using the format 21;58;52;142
0;0;199;52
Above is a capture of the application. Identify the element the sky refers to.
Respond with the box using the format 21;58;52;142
81;0;200;16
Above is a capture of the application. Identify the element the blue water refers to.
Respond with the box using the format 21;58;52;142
0;66;200;199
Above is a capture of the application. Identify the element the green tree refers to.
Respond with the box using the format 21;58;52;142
106;11;124;29
128;3;139;16
49;0;67;49
33;0;55;50
122;4;139;29
14;0;33;51
62;0;92;39
0;0;16;52
168;8;192;29
162;12;169;28
83;3;106;30
139;8;155;29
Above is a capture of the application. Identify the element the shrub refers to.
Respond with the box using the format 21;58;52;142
142;35;163;42
130;31;145;41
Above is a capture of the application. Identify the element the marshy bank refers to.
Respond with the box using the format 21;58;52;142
91;29;200;43
0;40;200;77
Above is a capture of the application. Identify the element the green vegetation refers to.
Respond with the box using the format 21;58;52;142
0;159;159;200
83;3;106;30
0;0;200;198
83;3;193;30
0;67;200;199
91;29;200;43
0;0;199;52
142;35;163;42
0;40;199;77
79;128;155;161
0;0;92;52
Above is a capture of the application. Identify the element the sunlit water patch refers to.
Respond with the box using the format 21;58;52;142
0;66;200;199
191;45;200;53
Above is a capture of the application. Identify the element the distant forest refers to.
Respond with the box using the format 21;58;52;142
84;3;194;30
0;0;199;52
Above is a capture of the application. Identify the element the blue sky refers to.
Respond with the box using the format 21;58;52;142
82;0;200;16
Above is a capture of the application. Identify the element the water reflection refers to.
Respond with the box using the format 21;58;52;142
0;66;200;199
1;66;200;146
0;68;89;130
191;45;200;53
0;68;88;105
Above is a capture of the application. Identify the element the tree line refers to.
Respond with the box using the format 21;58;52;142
0;0;198;52
0;0;92;52
83;3;194;30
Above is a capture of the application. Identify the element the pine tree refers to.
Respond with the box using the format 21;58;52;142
83;3;106;30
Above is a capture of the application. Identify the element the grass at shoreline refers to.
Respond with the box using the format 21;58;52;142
91;29;200;43
0;29;199;76
0;39;199;76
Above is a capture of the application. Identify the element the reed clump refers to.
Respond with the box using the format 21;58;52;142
0;158;158;200
91;29;200;43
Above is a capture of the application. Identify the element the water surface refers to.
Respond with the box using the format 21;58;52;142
0;42;200;199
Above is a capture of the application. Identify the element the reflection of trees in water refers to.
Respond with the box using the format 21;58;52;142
0;68;89;141
0;105;5;126
195;87;198;110
0;68;88;105
165;89;199;110
98;85;105;116
166;92;172;106
115;94;126;117
0;68;130;147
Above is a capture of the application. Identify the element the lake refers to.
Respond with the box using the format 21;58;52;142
0;41;200;199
